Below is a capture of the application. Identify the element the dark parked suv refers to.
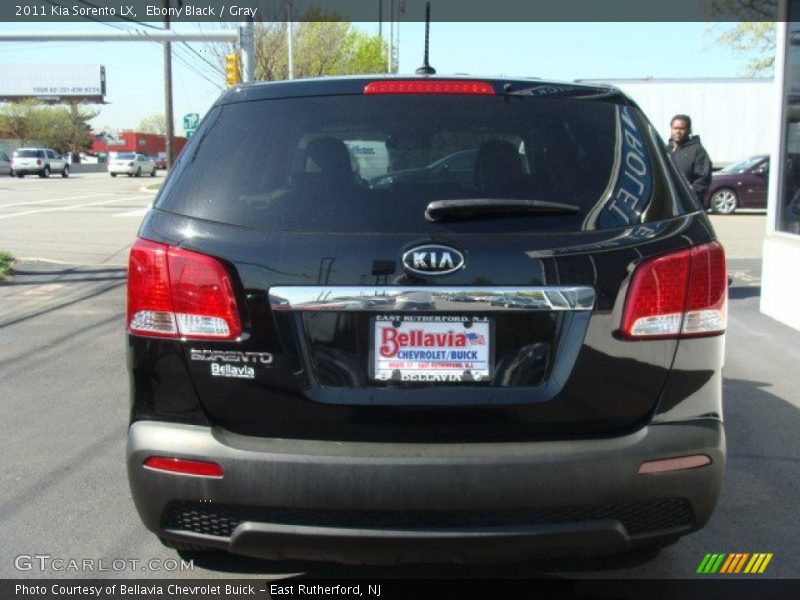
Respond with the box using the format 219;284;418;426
126;76;727;564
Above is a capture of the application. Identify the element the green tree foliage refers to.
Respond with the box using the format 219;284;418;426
208;21;388;83
0;101;97;156
138;114;167;135
41;104;99;158
709;1;777;76
288;23;387;78
714;22;776;76
0;99;47;146
0;251;14;279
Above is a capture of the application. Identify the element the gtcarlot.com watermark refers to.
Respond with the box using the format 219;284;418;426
14;554;194;573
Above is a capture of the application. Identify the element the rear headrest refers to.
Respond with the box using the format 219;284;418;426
305;137;352;183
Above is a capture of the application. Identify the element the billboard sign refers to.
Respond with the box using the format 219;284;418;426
0;64;105;102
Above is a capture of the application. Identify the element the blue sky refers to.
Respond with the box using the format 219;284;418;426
0;21;754;134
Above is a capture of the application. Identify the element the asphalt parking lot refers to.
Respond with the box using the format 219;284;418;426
0;174;798;582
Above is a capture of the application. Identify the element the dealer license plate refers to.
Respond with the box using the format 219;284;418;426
372;315;492;382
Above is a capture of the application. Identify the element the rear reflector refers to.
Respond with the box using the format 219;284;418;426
620;242;727;339
638;455;711;475
144;456;223;478
364;80;495;95
127;238;242;340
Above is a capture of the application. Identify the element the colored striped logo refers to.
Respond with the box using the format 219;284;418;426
696;553;773;574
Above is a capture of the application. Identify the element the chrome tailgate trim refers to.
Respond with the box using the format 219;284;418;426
269;286;595;312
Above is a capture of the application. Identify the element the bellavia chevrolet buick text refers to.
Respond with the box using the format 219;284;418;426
126;75;727;564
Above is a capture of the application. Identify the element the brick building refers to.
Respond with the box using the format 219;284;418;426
91;131;187;157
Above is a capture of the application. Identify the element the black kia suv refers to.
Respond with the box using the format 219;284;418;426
126;76;727;564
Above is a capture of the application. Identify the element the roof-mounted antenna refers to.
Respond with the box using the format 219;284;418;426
415;2;436;75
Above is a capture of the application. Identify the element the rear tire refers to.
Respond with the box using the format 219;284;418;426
150;169;156;177
135;167;142;178
110;173;117;177
17;173;24;178
62;165;69;178
710;188;738;215
40;166;50;178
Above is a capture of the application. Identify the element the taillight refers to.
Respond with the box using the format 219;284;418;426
127;238;242;340
128;239;175;336
128;162;134;167
620;242;727;339
364;80;495;95
37;159;42;166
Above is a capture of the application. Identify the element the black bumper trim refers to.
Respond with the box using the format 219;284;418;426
162;497;693;538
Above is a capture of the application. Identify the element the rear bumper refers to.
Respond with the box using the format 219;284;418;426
127;419;724;564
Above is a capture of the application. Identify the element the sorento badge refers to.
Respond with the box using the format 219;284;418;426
402;244;465;276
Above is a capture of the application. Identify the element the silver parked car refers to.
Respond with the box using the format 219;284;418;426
11;148;69;178
109;153;156;178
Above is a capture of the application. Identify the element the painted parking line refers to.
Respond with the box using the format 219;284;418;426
112;207;151;218
21;283;65;296
0;192;107;209
0;195;151;219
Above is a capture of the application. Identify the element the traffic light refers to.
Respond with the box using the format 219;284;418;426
225;53;240;87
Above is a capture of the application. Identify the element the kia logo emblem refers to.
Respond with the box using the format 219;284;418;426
402;244;465;276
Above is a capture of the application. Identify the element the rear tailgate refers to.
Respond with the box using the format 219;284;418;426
161;221;707;443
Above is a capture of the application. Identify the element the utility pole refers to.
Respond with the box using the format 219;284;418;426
163;0;175;169
388;0;394;73
240;20;254;83
286;2;294;80
396;1;406;73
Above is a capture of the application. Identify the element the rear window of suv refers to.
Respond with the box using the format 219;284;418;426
157;93;690;233
14;149;45;158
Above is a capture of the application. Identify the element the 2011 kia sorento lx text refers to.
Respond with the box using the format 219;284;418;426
126;76;727;564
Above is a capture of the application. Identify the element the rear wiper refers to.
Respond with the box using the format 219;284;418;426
425;198;579;222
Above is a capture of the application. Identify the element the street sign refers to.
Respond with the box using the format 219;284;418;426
183;113;200;131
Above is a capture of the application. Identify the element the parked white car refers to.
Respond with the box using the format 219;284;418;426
11;148;69;178
109;153;156;177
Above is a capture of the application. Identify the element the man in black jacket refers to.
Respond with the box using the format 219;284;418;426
667;114;712;201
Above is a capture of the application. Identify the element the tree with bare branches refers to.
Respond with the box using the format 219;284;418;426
138;114;167;135
709;1;777;76
206;21;388;83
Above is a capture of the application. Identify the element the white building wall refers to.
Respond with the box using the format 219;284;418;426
761;20;800;332
581;78;774;166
